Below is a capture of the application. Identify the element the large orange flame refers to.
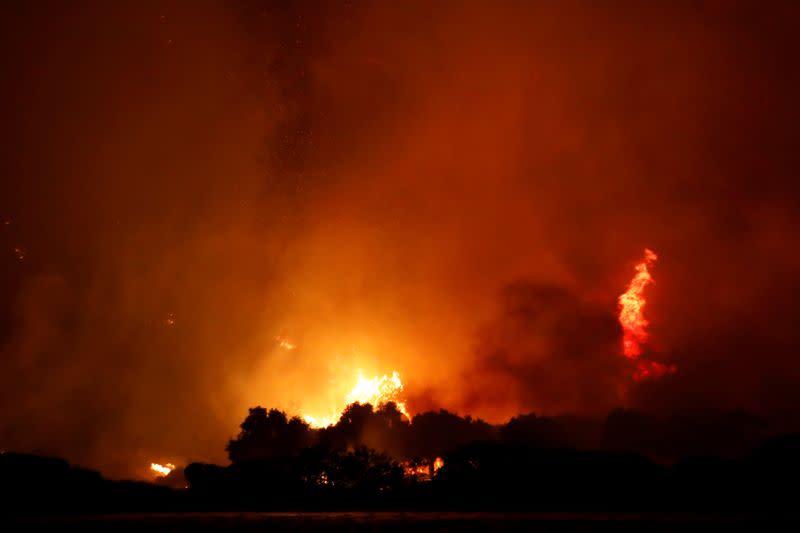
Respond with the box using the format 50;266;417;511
617;248;676;381
303;370;410;428
618;248;658;359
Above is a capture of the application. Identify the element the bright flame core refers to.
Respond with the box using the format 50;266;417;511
150;462;175;476
618;248;657;358
303;370;410;428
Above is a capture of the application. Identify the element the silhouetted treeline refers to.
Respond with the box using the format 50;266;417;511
0;452;183;515
223;404;770;465
2;406;800;514
225;403;494;464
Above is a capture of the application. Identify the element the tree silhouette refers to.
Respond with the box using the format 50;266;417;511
226;406;313;462
324;445;402;491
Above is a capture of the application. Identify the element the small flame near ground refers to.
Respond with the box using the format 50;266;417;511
303;370;410;428
150;462;175;476
402;456;445;481
617;248;676;381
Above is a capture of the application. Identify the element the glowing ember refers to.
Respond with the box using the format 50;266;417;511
433;456;444;473
618;248;657;359
303;370;410;428
150;462;175;476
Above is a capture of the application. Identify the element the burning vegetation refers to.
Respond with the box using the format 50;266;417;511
150;462;175;476
152;249;677;485
302;370;410;428
276;248;675;440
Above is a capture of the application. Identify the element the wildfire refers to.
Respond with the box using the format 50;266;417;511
618;248;657;358
150;462;175;476
617;248;676;381
345;371;410;418
303;370;410;428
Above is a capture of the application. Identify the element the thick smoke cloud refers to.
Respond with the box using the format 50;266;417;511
1;1;799;478
461;282;623;419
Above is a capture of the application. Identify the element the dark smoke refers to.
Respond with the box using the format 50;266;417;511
462;282;624;418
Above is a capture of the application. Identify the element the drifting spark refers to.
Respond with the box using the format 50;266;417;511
13;247;25;261
276;336;296;350
150;462;175;476
633;360;675;382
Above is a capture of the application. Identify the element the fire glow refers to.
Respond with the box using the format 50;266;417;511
303;370;410;428
150;462;175;476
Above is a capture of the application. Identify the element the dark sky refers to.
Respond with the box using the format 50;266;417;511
1;0;799;479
